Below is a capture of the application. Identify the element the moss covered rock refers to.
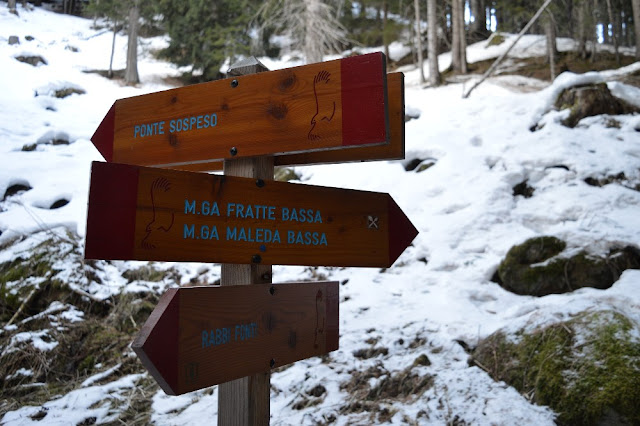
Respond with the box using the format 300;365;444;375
486;33;506;47
495;237;640;296
554;83;640;128
471;310;640;426
274;167;301;182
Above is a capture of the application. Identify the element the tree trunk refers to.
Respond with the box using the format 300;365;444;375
577;1;588;59
427;0;440;86
383;0;390;67
303;0;323;64
414;0;425;84
633;0;640;59
452;0;460;72
545;11;557;81
627;10;633;47
109;24;117;79
566;0;574;37
590;0;598;63
8;0;17;14
614;8;623;47
605;0;620;64
459;0;467;74
470;0;487;40
125;1;140;85
452;0;467;73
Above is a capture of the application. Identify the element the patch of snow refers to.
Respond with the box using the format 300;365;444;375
81;363;122;387
1;374;145;425
6;367;34;380
608;81;640;109
1;6;640;425
3;329;59;354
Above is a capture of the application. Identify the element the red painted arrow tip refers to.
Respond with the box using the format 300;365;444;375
91;104;115;162
388;196;418;267
132;288;180;395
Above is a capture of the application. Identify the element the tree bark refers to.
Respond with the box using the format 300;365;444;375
452;0;460;72
415;0;425;84
458;0;467;74
590;0;598;63
125;1;140;85
545;11;557;81
427;0;440;86
626;10;633;47
8;0;17;14
470;0;487;40
605;0;620;64
633;0;640;59
452;0;467;73
577;0;588;59
109;24;117;79
303;0;324;64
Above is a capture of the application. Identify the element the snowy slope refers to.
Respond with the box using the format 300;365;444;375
2;6;640;425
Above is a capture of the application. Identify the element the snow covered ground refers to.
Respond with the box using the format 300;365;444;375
1;5;640;425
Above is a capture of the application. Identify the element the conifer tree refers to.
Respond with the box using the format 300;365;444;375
157;0;256;80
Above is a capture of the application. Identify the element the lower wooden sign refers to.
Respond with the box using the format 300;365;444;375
133;282;339;395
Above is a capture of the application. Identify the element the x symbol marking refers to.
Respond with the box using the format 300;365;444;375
367;215;379;229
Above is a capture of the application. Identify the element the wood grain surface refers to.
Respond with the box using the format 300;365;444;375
132;282;339;395
173;72;405;172
91;53;388;167
84;161;418;267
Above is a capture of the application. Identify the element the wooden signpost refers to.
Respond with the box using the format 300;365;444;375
133;282;339;396
91;52;389;168
84;161;417;268
85;52;418;426
173;72;406;172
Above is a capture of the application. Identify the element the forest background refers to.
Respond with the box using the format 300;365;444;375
9;0;638;85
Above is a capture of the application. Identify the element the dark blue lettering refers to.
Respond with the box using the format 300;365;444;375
184;224;195;239
185;199;196;214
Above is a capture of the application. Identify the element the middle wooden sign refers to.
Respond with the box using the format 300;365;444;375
84;161;418;268
91;52;389;168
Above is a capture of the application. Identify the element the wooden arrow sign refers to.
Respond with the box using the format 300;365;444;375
174;72;405;172
91;53;389;167
133;282;339;395
84;161;417;267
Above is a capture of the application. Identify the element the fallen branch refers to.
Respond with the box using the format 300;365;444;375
463;0;554;99
6;285;39;328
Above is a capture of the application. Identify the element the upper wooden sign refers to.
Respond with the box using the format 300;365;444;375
84;161;417;268
91;53;389;168
133;281;339;395
173;72;405;172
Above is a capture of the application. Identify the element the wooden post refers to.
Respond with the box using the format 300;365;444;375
219;58;273;426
